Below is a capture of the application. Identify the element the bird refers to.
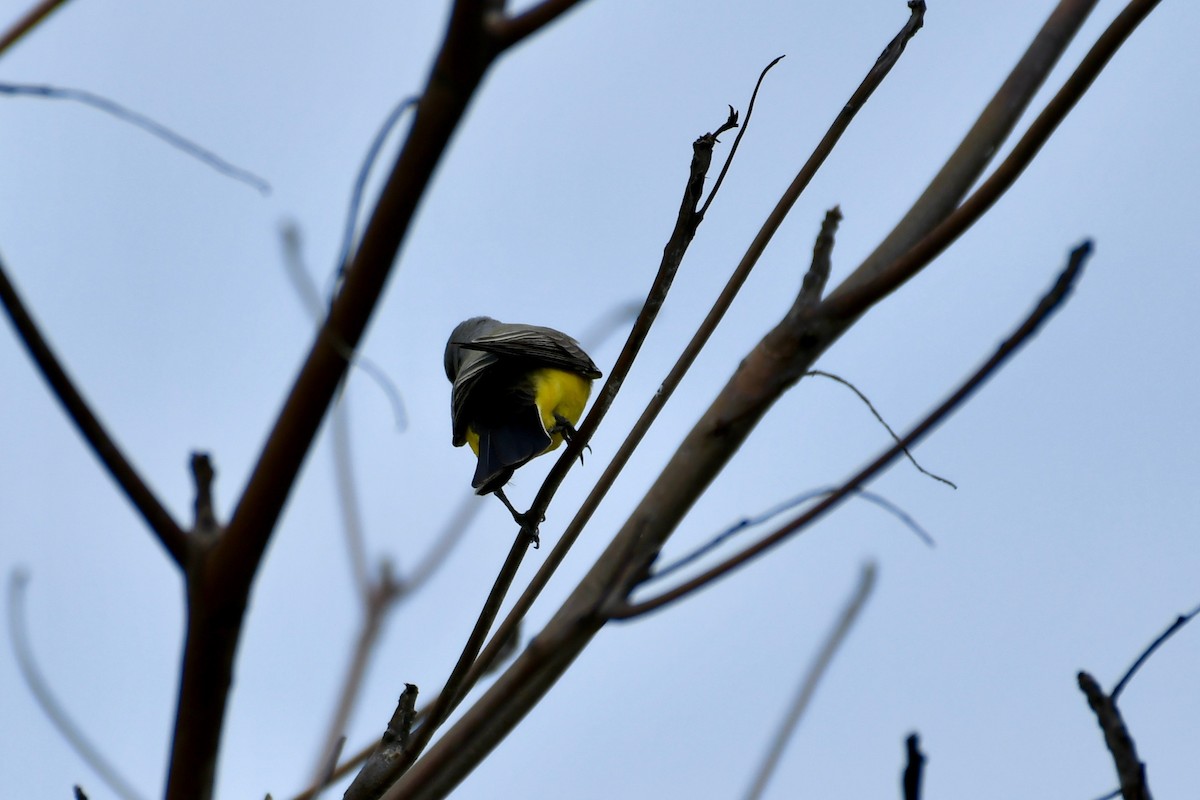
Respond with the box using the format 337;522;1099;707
444;316;602;523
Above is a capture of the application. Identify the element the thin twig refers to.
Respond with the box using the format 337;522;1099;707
742;563;877;800
281;223;408;431
520;107;735;530
336;97;420;276
1111;602;1200;703
698;55;785;219
805;370;956;488
0;83;270;194
8;571;148;800
344;532;531;800
902;733;925;800
611;242;1091;619
455;5;926;706
648;486;930;587
0;254;188;565
0;0;72;58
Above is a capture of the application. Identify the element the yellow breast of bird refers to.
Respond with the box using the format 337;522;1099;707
464;367;593;458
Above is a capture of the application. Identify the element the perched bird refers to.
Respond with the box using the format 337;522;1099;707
445;316;602;520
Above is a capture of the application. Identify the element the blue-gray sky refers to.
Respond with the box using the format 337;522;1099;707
2;1;1198;798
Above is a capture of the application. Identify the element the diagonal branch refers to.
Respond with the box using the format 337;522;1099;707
0;255;188;565
611;242;1091;619
0;0;72;58
825;0;1160;319
742;563;877;800
829;0;1099;304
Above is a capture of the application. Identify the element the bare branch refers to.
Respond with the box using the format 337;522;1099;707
648;487;930;589
0;0;72;56
698;55;785;219
742;563;877;800
0;255;188;566
8;571;148;800
336;97;420;275
828;0;1097;308
902;733;926;800
825;0;1160;319
611;242;1091;619
344;685;421;800
1111;602;1200;703
1078;672;1151;800
0;83;270;193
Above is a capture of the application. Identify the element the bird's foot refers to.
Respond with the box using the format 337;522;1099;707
495;488;543;547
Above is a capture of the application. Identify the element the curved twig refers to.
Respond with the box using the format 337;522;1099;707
0;83;270;194
610;242;1091;619
8;571;148;800
805;370;956;488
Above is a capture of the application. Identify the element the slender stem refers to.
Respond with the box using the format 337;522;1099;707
0;255;188;565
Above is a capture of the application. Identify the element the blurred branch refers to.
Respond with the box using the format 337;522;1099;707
797;206;840;307
742;563;877;800
8;571;148;800
902;733;926;800
0;0;72;58
610;242;1090;619
0;83;270;194
0;254;188;565
281;223;408;431
825;0;1159;319
336;97;420;276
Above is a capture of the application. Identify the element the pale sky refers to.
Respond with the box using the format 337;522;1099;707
2;2;1198;798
